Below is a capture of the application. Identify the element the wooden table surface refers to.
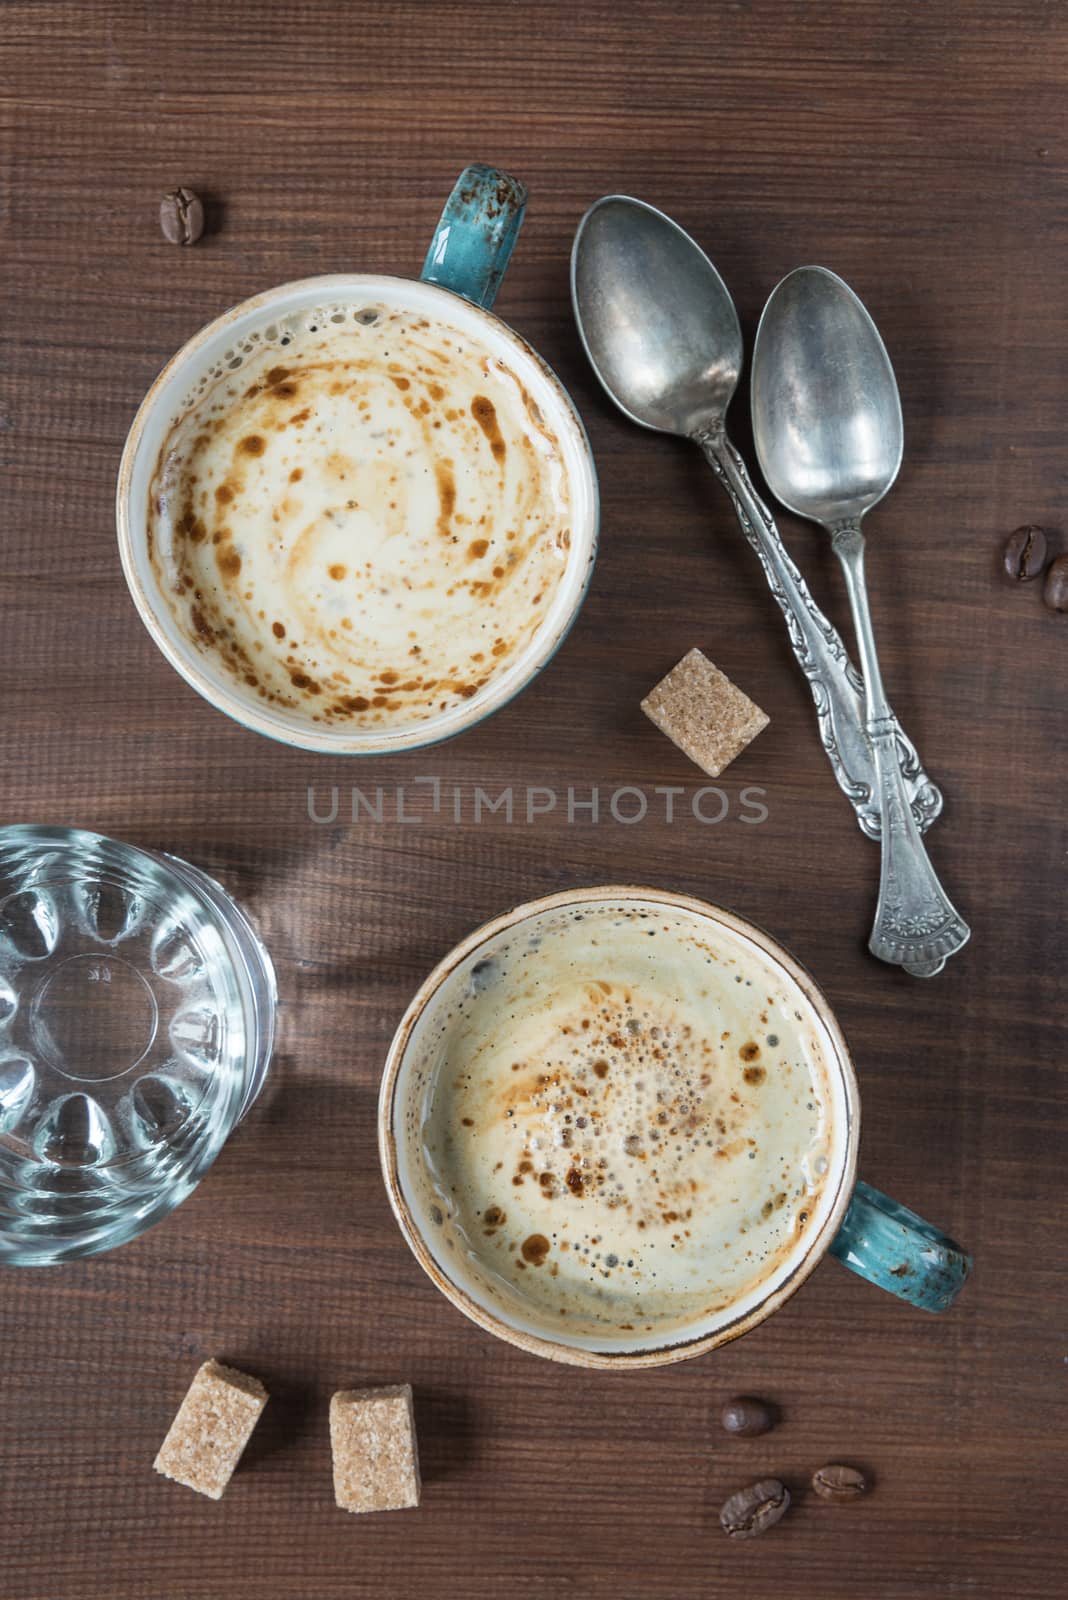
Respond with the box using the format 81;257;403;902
3;2;1065;1595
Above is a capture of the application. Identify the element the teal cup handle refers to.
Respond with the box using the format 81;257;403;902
421;164;528;310
829;1180;971;1312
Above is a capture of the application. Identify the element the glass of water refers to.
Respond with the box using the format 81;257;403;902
0;826;276;1265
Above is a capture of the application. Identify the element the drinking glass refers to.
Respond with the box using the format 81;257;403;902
0;826;275;1264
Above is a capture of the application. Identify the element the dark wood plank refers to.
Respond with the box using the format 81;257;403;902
1;1;1065;1595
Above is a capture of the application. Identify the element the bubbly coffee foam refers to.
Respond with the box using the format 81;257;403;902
405;902;839;1344
147;301;573;730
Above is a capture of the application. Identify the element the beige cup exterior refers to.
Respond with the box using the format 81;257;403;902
379;886;860;1370
116;275;599;754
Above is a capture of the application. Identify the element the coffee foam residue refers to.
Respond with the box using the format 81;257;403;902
147;299;574;731
403;902;839;1345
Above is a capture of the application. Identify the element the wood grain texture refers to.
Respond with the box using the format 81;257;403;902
1;2;1065;1595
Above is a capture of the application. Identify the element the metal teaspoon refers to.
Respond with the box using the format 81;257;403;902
570;194;942;843
751;265;969;976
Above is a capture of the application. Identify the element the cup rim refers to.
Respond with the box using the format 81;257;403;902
379;884;860;1370
115;273;600;756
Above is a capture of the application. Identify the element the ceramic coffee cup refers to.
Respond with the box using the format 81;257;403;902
379;886;970;1369
116;166;599;754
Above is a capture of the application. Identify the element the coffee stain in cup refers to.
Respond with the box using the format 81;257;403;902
148;303;573;731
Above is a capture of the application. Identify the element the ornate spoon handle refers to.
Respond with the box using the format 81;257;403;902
831;523;970;975
695;424;943;840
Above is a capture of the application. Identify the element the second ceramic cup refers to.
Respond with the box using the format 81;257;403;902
116;165;599;755
380;886;971;1369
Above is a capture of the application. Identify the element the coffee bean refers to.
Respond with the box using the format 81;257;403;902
1043;554;1068;613
720;1395;774;1437
720;1478;790;1539
811;1463;868;1503
1002;525;1048;582
160;188;205;246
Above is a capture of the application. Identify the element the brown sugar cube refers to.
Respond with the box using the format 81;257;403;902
641;648;769;777
330;1384;421;1514
154;1359;268;1500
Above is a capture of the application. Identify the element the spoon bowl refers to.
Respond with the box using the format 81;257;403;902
752;266;904;528
571;195;742;434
